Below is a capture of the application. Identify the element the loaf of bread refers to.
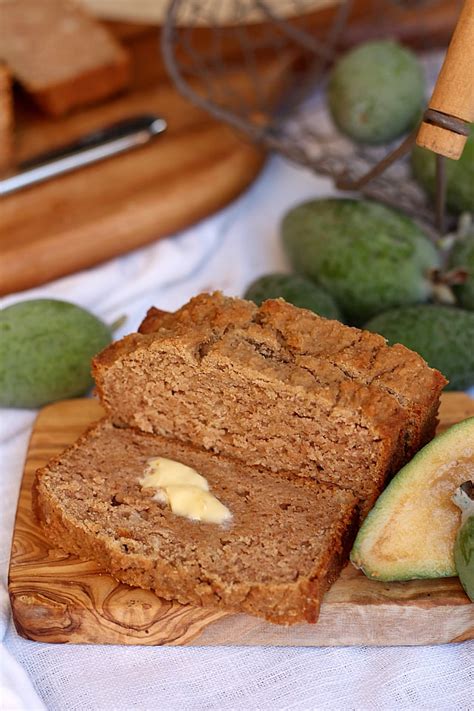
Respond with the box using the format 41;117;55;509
33;419;358;625
94;293;446;512
0;0;130;116
0;63;13;174
35;292;446;625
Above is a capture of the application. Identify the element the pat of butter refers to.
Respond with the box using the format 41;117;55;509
164;486;232;524
141;457;231;525
142;457;209;491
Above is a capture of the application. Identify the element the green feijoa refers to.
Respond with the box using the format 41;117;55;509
364;304;474;391
453;482;474;602
351;419;474;581
328;40;424;144
281;198;439;324
244;273;342;320
0;299;112;408
449;229;474;310
412;125;474;214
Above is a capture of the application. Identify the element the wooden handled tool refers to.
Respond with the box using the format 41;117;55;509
416;0;474;160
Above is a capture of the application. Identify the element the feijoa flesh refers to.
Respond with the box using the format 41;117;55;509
351;417;474;581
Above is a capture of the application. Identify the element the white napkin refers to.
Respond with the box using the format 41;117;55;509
1;585;46;711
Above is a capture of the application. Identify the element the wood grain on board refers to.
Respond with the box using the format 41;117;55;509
8;392;474;647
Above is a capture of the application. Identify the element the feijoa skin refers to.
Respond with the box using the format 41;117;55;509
454;516;474;601
449;230;474;310
0;299;112;408
281;198;439;324
328;40;425;144
453;483;474;602
244;273;342;320
412;125;474;214
364;304;474;391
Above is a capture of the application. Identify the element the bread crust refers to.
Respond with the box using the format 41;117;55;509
31;54;130;117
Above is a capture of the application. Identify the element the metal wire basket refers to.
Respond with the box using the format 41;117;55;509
162;0;459;235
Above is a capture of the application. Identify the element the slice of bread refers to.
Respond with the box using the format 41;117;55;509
0;0;130;116
139;297;447;458
94;293;446;512
0;63;13;174
33;419;358;625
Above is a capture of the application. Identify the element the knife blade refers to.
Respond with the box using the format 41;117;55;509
0;114;167;197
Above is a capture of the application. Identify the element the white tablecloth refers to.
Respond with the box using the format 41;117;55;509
1;154;472;711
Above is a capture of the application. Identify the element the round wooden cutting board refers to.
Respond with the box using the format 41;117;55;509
0;27;290;295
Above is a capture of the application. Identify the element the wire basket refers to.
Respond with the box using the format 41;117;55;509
162;0;459;235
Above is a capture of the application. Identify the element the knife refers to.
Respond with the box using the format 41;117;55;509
0;114;167;197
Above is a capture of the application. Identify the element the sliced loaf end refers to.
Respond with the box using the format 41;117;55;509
0;0;130;116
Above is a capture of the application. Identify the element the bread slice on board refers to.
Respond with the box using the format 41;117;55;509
139;297;446;459
0;0;130;116
0;63;13;174
94;293;446;515
33;419;358;625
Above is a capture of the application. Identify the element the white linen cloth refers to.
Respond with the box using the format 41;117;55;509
1;154;473;711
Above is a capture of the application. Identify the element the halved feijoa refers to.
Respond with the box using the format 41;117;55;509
351;417;474;581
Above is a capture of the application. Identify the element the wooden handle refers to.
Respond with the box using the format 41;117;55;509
416;0;474;159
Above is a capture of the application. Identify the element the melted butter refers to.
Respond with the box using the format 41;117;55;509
141;457;232;525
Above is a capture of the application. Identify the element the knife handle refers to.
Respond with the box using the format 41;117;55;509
416;0;474;159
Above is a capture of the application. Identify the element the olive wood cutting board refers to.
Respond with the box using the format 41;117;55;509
8;392;474;647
